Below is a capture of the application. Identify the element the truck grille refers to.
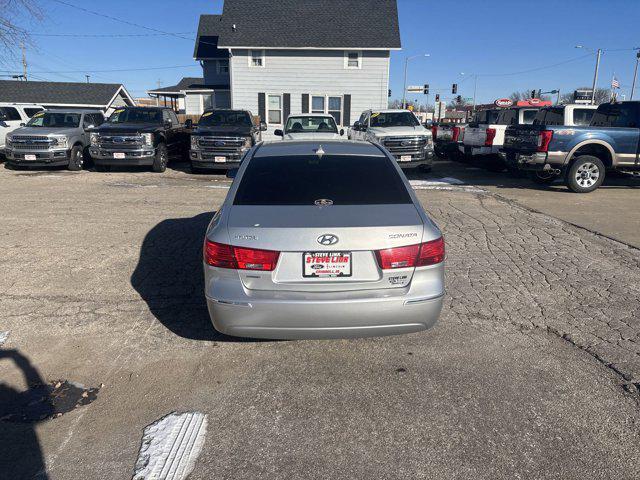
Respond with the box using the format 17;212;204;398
383;136;428;156
97;135;144;150
10;135;56;150
197;136;246;160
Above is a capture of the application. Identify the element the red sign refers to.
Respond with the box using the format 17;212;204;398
494;98;513;107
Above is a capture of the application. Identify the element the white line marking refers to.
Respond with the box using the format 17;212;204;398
0;331;9;346
410;177;465;187
204;185;230;189
133;412;208;480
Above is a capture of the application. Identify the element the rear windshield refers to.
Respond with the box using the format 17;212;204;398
472;110;499;124
533;108;564;126
496;109;518;125
199;110;252;127
522;109;538;124
285;116;338;133
590;103;639;128
234;155;412;206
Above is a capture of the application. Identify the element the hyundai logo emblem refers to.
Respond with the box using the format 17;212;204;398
317;234;339;246
214;141;226;147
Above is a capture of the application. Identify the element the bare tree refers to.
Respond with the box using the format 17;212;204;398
560;87;610;105
0;0;42;66
508;90;551;102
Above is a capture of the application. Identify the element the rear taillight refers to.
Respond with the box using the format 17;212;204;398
485;128;496;146
452;126;460;142
537;130;553;152
204;240;280;271
375;237;445;270
431;126;438;139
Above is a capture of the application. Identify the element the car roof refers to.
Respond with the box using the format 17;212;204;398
286;113;334;118
46;108;103;114
255;140;385;158
366;109;411;114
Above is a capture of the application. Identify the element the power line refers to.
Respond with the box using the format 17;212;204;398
29;32;195;38
0;64;200;74
476;53;594;77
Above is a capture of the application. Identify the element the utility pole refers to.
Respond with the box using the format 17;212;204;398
156;79;161;106
631;50;640;100
21;43;27;81
590;48;602;105
402;54;429;109
472;75;478;111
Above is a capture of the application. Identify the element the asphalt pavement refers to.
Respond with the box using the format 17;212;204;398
0;164;639;479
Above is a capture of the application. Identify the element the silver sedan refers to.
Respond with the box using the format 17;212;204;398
203;140;445;339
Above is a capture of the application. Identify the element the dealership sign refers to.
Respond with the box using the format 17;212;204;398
494;98;513;107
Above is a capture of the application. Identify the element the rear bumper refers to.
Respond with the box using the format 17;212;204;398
502;151;564;172
459;145;499;156
205;265;445;340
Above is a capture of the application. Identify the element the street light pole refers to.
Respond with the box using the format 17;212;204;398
590;48;602;105
402;54;429;109
631;50;640;100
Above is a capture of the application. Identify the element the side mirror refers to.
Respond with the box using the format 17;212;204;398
184;119;193;128
274;129;284;137
259;121;268;132
164;120;172;128
226;168;238;179
340;128;345;136
353;121;362;131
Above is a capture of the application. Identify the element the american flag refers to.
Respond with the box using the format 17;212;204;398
611;76;620;89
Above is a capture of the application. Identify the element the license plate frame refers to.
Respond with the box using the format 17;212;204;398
214;156;226;163
399;155;412;162
24;154;37;161
303;251;352;278
113;152;125;159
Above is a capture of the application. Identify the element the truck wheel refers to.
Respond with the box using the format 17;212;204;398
530;171;557;185
67;145;84;171
566;155;605;193
152;143;168;173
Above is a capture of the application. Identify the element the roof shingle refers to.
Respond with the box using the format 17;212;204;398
0;80;128;106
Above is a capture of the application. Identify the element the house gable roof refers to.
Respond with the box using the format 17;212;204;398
147;77;230;95
194;0;400;54
0;80;133;107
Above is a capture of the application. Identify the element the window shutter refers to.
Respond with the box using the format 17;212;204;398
301;94;309;113
343;94;351;126
283;93;291;122
258;93;266;123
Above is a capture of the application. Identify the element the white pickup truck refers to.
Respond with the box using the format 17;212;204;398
350;109;434;170
0;103;44;155
460;107;539;170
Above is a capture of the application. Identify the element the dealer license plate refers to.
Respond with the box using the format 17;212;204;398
303;252;352;278
214;156;226;163
399;155;412;162
24;154;37;161
113;152;125;159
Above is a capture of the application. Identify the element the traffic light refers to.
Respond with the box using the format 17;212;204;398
456;95;462;104
435;93;440;102
388;89;391;98
531;90;536;99
452;83;458;94
423;84;429;95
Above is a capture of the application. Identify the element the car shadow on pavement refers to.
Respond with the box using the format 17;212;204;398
131;212;263;342
0;349;50;479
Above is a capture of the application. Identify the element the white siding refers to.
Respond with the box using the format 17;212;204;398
185;93;202;115
229;49;390;139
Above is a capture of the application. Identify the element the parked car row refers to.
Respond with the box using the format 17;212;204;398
437;101;639;193
2;106;435;173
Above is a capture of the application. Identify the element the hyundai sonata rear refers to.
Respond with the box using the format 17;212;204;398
203;141;445;339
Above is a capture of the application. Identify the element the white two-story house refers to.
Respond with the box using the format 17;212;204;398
193;0;400;137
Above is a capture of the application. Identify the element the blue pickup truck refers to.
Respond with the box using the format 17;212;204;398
502;101;640;193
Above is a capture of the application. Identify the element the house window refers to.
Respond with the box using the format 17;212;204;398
344;51;361;69
267;94;282;124
309;95;344;125
250;50;265;67
217;60;229;74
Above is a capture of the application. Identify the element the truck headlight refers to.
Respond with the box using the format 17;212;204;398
90;133;99;146
243;137;252;149
142;133;153;146
5;135;12;147
51;135;68;148
190;136;200;150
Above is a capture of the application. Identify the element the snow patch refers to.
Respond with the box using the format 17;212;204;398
204;185;230;189
133;412;208;480
410;177;465;187
0;331;8;346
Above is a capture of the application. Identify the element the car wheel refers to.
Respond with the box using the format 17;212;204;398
95;164;111;172
152;143;168;173
566;155;605;193
530;170;557;185
67;145;84;171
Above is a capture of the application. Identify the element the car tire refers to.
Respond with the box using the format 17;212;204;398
530;171;557;186
95;164;110;172
152;143;168;173
566;155;605;193
67;145;84;171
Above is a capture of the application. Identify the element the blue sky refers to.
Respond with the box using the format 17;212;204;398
4;0;640;103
